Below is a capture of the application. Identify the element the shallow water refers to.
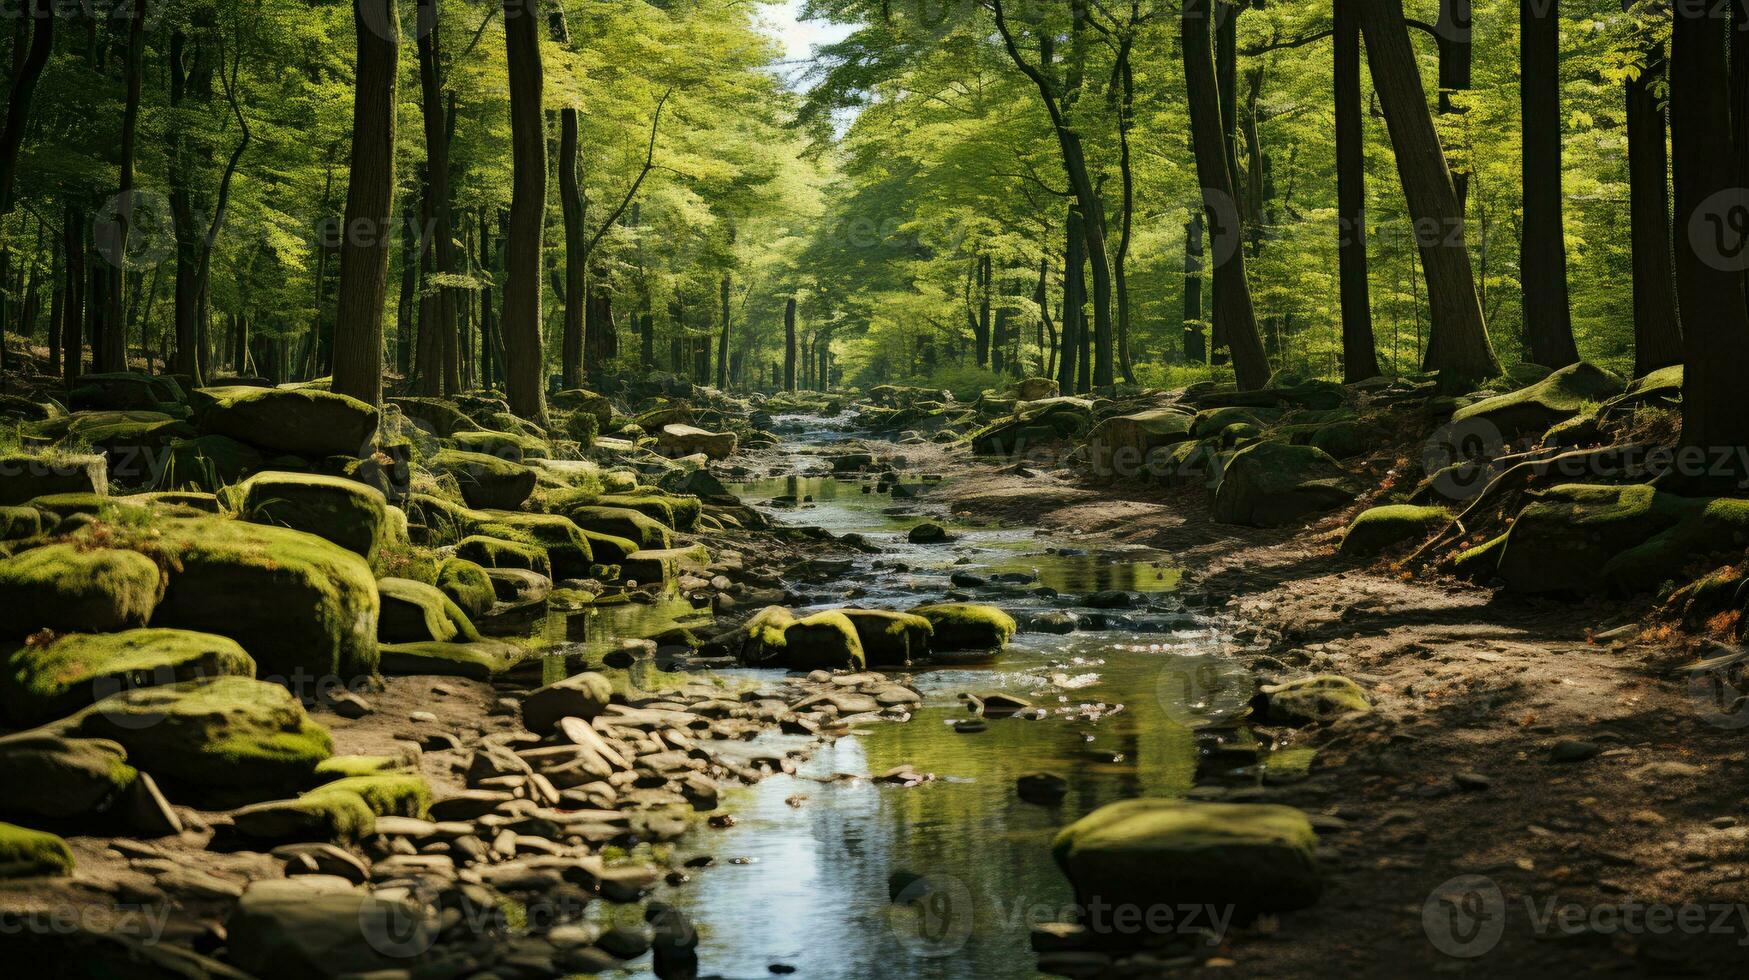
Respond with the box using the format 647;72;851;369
593;434;1255;978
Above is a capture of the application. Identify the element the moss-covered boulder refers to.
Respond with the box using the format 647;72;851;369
469;510;594;578
73;676;332;798
429;449;537;510
1;629;254;727
0;821;75;878
0;505;41;541
656;424;737;461
971;400;1095;456
1339;505;1450;558
1212;442;1354;528
66;372;186;413
551;389;614;428
376;577;480;644
779;611;867;671
455;534;551;578
436;558;494;618
619;545;709;586
1052;800;1320;928
378;639;524;680
1450;361;1625;441
840;609;933;668
387;396;481;438
121;516;380;680
1604;496;1749;593
1257;675;1372;725
0;733;137;819
230;790;375;844
306;772;431;818
597;492;702;532
559;505;673;550
1190;407;1273;440
0;452;106;506
1087;409;1196;478
160;434;266;491
911;603;1016;653
448;428;549;462
0;543;163;637
521;672;613;733
225;471;394;566
1493;484;1689;595
192;386;378;458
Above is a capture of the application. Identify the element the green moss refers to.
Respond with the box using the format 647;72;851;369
0;543;163;637
223;471;393;569
560;505;673;550
313;754;402;779
1190;407;1272;440
1213;442;1354;528
378;639;524;680
776;610;867;671
75;676;332;797
911;603;1017;653
619;544;708;585
377;576;481;644
597;491;703;532
470;510;594;577
429;449;537;510
0;505;41;541
456;534;551;578
436;557;495;617
1339;505;1450;558
839;609;933;668
1260;674;1371;725
0;452;107;506
307;772;431;818
1450;361;1625;440
161;434;266;491
1449;533;1507;581
2;628;255;727
1603;496;1749;594
0;821;75;878
192;385;379;458
1494;484;1690;594
230;789;375;843
448;428;550;462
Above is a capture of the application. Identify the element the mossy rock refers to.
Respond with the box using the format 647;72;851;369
429;449;537;510
0;543;163;637
65;372;187;412
619;545;708;586
1493;484;1691;595
1602;495;1749;595
1258;675;1372;725
405;493;480;545
1190;407;1275;440
840;609;933;668
378;639;525;680
455;534;551;578
970;401;1094;456
314;754;403;779
230;789;375;844
1212;442;1355;528
1087;409;1196;478
0;821;75;878
224;471;394;567
111;515;380;681
559;505;673;550
778;610;867;671
448;428;549;462
1449;533;1507;581
470;510;595;578
1051;800;1321;930
129;490;222;513
597;491;702;532
1339;505;1450;558
306;772;431;818
161;434;266;491
387;396;482;438
656;424;737;461
193;385;379;458
551;389;614;428
376;577;481;644
436;558;495;618
0;452;106;506
484;411;547;440
26;411;194;486
0;733;137;820
0;505;42;541
912;603;1017;653
73;676;332;799
1;628;255;727
1599;364;1683;418
1450;361;1624;441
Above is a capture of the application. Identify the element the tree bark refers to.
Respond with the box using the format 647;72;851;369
63;204;84;386
1435;0;1472;212
96;0;147;372
1626;42;1682;376
1335;0;1381;381
331;0;399;406
416;0;460;395
1183;0;1271;389
1520;0;1578;367
716;274;731;389
974;254;992;368
501;0;548;420
559;107;585;388
1183;211;1206;363
783;296;797;392
167;29;205;384
1359;0;1498;390
1059;204;1084;394
1671;1;1749;480
1113;43;1138;384
0;0;52;215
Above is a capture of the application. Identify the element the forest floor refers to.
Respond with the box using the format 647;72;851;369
929;443;1749;976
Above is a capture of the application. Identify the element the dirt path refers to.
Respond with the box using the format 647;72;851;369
930;448;1749;976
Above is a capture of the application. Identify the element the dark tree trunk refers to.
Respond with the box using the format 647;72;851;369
1359;0;1498;390
1183;212;1206;364
96;0;147;372
559;107;585;388
47;239;62;374
1671;2;1749;480
1034;256;1055;377
396;208;416;376
0;0;53;215
1520;0;1578;367
331;0;399;406
1436;0;1472;213
783;296;797;392
1113;43;1138;384
63;204;84;386
167;29;206;385
1626;43;1683;376
716;274;730;389
974;254;991;368
416;0;460;395
1183;0;1270;389
502;0;548;420
1336;0;1380;382
1059;204;1084;394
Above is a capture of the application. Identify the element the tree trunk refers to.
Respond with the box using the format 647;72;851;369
716;273;730;389
167;29;206;385
1113;44;1138;384
396;208;416;376
1034;256;1055;377
96;0;147;372
1059;204;1084;394
416;0;460;395
1183;0;1271;389
0;0;53;215
501;0;548;420
1183;212;1206;363
974;254;991;368
559;108;585;389
1359;0;1498;390
783;296;797;392
1671;2;1749;481
1436;0;1472;213
1336;0;1381;381
1626;42;1683;376
331;0;399;407
63;204;84;386
1520;0;1578;367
